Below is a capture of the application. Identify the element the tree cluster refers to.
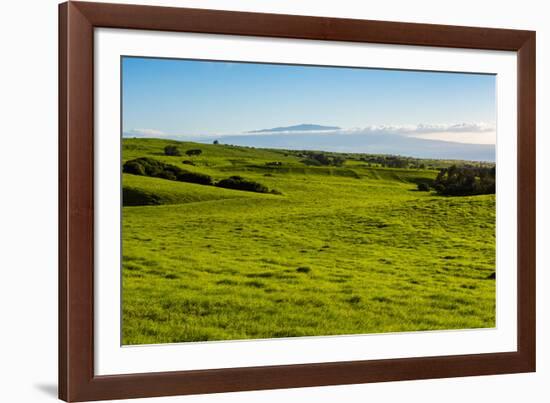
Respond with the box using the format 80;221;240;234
359;155;421;169
216;176;270;193
163;145;181;156
123;158;278;194
300;152;345;167
123;157;212;185
433;165;495;196
164;146;203;157
122;187;162;206
185;149;203;156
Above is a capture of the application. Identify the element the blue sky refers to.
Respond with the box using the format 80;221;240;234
122;56;496;159
122;57;496;160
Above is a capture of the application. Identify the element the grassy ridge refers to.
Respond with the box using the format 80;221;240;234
122;138;495;345
123;174;273;205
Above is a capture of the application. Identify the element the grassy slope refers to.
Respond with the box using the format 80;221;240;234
122;138;495;344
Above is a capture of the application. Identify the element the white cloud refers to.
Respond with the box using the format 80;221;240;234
251;123;496;145
124;128;165;137
343;123;496;145
339;122;494;134
413;122;495;134
410;131;495;145
122;123;496;145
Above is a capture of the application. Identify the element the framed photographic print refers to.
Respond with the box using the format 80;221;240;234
59;1;536;401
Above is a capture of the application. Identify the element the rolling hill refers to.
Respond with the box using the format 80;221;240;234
121;138;496;345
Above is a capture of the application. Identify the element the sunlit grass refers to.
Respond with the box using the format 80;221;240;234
121;138;495;345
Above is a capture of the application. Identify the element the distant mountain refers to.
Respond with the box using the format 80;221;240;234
248;124;341;133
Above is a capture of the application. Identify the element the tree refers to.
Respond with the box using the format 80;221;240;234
122;160;145;176
164;145;181;156
216;176;269;193
301;151;345;166
417;183;430;192
122;188;162;206
332;156;345;167
122;157;212;186
176;171;213;185
433;165;495;196
185;149;203;157
213;140;219;145
311;152;331;166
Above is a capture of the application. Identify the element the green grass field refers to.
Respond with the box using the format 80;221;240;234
122;138;496;345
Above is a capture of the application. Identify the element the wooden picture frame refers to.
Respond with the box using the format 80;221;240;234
59;1;536;401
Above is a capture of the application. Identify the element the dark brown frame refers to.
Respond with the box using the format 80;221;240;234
59;1;536;401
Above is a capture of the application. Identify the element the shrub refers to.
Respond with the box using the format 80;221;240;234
301;152;346;166
123;160;145;176
123;157;165;177
163;164;181;175
216;175;269;193
176;171;213;185
164;145;181;156
309;152;331;166
265;161;283;166
185;149;202;156
331;156;345;167
299;152;346;166
122;187;162;206
157;170;177;181
182;160;195;165
417;183;430;192
301;158;323;166
123;157;212;186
